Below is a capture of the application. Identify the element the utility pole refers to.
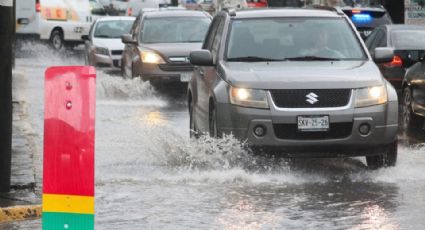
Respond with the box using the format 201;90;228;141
0;0;14;193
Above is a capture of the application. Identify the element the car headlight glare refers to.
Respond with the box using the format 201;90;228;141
355;85;387;108
230;87;269;109
95;47;109;56
141;51;165;64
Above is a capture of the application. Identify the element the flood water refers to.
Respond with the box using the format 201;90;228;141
3;43;425;229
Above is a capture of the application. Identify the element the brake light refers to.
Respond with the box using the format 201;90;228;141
36;0;41;12
352;9;361;14
385;55;403;67
127;7;132;16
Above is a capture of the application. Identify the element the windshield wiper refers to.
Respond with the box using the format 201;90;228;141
227;56;284;62
286;56;341;61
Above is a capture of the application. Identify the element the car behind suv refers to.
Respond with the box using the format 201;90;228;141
188;8;399;168
121;10;211;87
341;5;392;40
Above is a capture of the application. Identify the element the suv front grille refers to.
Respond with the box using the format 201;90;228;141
111;50;123;55
270;89;351;108
273;123;353;140
158;64;194;72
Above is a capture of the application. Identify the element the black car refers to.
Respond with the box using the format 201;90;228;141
341;6;392;40
365;24;425;90
402;59;425;131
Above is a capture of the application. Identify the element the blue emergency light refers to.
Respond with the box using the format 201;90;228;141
352;14;372;23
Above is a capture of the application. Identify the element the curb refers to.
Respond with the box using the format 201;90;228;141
0;205;42;223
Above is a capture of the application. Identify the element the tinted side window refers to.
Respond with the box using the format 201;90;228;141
374;29;386;48
368;29;384;52
377;30;387;47
365;29;378;50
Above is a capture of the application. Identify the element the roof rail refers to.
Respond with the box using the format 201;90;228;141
223;8;236;17
305;4;345;16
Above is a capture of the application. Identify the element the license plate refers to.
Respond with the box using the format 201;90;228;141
297;116;329;131
180;72;192;82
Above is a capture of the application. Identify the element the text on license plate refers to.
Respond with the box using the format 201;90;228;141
180;72;192;82
297;116;329;131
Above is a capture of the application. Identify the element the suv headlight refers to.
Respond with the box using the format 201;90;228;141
355;85;387;108
140;50;165;64
230;87;269;109
95;47;109;56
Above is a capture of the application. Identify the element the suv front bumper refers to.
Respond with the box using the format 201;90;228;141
215;99;398;157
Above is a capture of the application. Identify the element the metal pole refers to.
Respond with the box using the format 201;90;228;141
0;1;14;193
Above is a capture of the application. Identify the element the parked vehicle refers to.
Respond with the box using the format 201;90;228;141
213;0;248;13
365;24;425;90
126;0;160;16
99;0;130;15
402;58;425;131
83;17;135;68
121;10;211;87
188;8;399;168
90;0;108;20
340;5;393;40
16;0;93;50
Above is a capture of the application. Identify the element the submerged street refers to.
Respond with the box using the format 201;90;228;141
4;43;425;229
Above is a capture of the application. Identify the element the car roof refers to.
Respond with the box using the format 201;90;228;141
386;24;425;31
228;8;343;19
96;16;135;22
143;10;210;18
340;6;386;12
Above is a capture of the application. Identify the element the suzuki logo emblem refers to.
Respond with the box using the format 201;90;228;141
306;92;319;104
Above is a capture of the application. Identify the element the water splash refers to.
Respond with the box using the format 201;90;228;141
96;72;160;101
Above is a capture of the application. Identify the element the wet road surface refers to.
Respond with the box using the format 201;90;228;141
3;43;425;229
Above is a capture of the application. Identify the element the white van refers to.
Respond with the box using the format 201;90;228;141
16;0;93;50
126;0;160;16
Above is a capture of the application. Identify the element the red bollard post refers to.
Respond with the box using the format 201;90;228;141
43;66;96;230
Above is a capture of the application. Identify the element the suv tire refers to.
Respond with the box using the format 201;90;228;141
189;99;199;138
402;87;424;130
209;105;218;138
366;140;398;169
50;30;64;50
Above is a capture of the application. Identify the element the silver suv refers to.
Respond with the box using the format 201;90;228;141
188;8;399;168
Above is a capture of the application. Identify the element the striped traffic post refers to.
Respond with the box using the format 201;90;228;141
43;66;96;230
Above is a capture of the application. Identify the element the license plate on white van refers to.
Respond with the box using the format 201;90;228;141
180;72;192;82
297;116;329;131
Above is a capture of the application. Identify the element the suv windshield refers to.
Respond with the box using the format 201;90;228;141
141;17;210;43
94;20;134;39
226;18;366;61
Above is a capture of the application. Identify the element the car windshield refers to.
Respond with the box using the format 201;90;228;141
226;18;366;61
391;30;425;50
141;17;210;43
94;20;134;39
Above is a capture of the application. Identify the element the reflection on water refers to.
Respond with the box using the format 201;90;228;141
11;48;425;229
217;182;399;229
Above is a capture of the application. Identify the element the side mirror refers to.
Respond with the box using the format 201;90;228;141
190;50;214;66
81;35;90;41
374;47;394;63
121;34;137;45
